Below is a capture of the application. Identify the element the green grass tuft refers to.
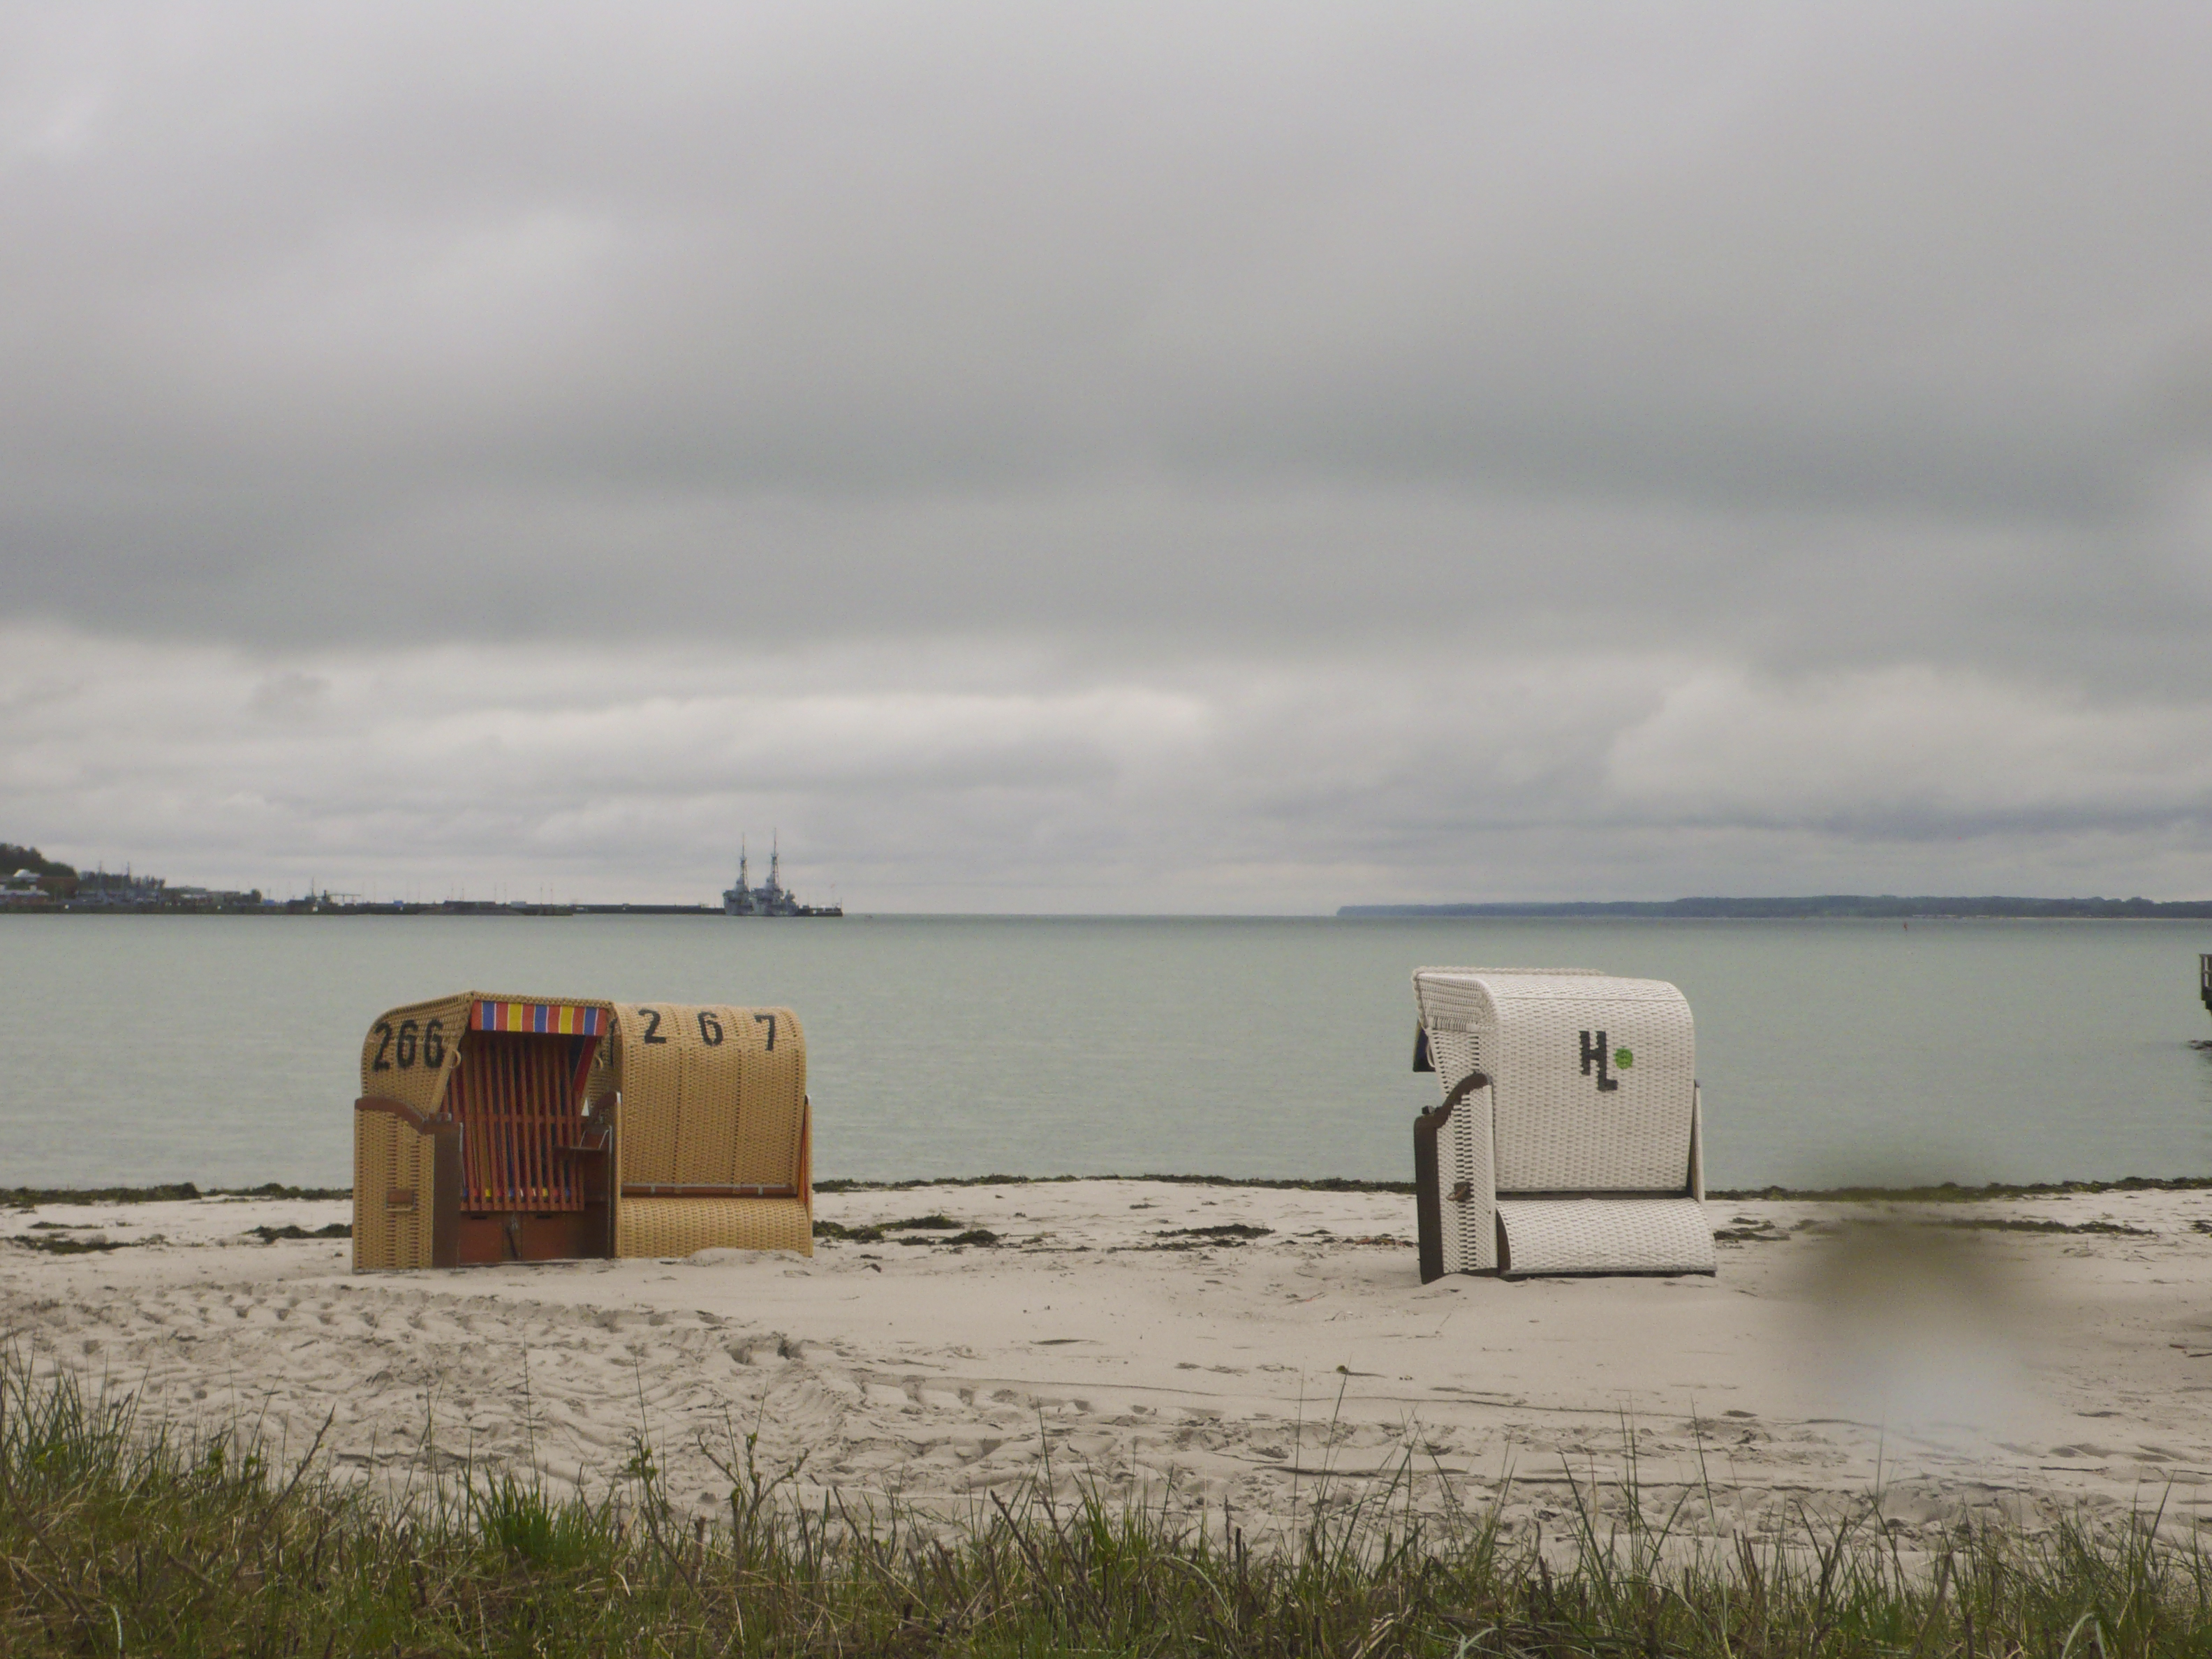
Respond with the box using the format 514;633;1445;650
3;1352;2211;1656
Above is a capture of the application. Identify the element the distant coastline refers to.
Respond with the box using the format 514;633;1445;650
1338;894;2212;920
1;839;839;917
3;899;802;917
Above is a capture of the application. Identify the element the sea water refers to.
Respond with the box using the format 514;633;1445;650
1;913;2209;1191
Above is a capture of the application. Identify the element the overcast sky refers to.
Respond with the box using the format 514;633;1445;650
4;2;2211;909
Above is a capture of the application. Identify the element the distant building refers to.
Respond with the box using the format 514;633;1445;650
165;885;264;911
71;867;168;908
0;852;265;913
0;869;52;906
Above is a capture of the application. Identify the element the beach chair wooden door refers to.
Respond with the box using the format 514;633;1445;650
442;999;613;1263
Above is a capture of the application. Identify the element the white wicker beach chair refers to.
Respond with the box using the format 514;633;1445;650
1411;967;1713;1281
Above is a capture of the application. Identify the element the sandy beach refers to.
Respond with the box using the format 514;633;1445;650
5;1179;2209;1543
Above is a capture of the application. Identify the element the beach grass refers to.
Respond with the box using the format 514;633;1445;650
2;1356;2208;1656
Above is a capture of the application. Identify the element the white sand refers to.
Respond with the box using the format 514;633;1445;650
4;1180;2209;1541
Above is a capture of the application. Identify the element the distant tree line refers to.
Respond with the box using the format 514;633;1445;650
1339;894;2212;920
0;843;76;878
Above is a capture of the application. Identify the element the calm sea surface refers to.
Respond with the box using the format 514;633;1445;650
1;915;2209;1191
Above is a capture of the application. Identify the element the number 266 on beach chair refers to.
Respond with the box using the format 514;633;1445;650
351;993;813;1271
1410;968;1715;1281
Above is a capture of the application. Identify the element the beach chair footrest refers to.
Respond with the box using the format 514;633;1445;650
1495;1196;1714;1277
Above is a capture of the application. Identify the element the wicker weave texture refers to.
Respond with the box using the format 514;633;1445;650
1689;1084;1705;1202
1424;1028;1481;1095
1491;981;1692;1190
608;1002;809;1259
353;1111;393;1271
1424;1031;1494;1272
1413;968;1694;1193
1438;1072;1497;1274
606;1003;685;1184
356;991;472;1118
353;990;469;1271
616;1196;812;1258
607;1003;806;1189
611;1003;680;1184
356;990;617;1117
352;990;811;1267
730;1010;804;1184
1495;1197;1716;1276
1415;969;1602;1032
351;1108;436;1271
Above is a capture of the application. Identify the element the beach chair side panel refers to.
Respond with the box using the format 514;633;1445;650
354;1109;414;1270
353;993;470;1270
1413;971;1532;1278
1425;1029;1496;1275
353;1103;458;1269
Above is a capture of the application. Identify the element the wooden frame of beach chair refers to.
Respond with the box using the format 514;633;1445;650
1411;967;1712;1281
352;994;812;1271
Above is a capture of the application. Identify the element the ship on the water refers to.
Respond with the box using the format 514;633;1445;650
723;838;842;917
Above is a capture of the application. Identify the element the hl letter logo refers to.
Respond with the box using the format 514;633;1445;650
1579;1030;1619;1093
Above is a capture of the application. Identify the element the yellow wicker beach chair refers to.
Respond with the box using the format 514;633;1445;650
352;994;811;1270
1410;967;1712;1281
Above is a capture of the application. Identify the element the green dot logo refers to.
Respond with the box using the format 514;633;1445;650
1614;1047;1633;1070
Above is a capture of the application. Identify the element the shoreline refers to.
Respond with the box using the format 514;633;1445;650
12;1170;2212;1207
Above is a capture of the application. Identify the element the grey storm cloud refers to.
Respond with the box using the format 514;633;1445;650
3;2;2212;906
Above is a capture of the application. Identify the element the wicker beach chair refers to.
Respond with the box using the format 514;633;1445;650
353;994;811;1270
1410;967;1713;1281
